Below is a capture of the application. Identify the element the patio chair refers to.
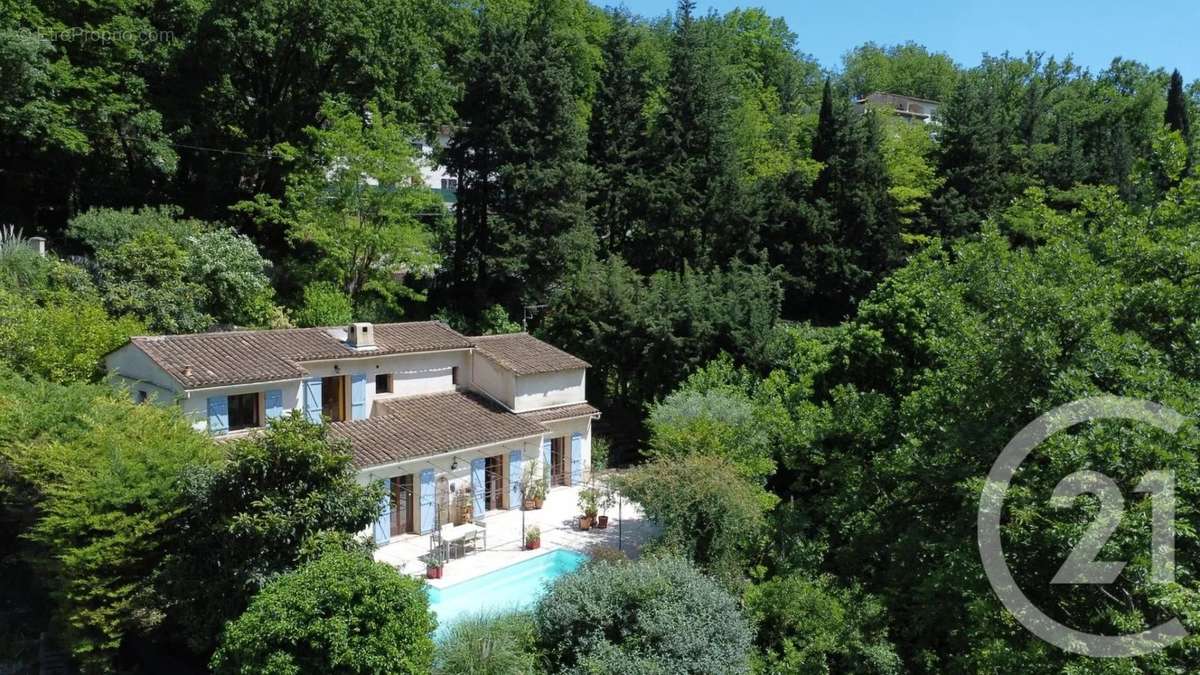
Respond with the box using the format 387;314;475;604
464;519;487;554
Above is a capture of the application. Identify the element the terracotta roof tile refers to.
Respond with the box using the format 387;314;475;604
472;333;589;375
330;391;547;468
128;322;471;389
518;403;601;424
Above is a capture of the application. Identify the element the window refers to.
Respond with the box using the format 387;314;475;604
451;366;459;386
376;373;393;394
228;392;260;431
440;177;458;192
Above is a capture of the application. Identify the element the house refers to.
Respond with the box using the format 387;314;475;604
854;92;940;124
413;125;456;205
103;321;598;546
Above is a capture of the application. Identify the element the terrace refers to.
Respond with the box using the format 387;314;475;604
373;482;655;588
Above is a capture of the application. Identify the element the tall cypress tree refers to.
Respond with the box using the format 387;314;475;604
1166;70;1191;139
1166;69;1193;173
446;0;594;317
588;10;651;258
812;78;837;165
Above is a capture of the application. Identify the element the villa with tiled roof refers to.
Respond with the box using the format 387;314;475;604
104;322;598;545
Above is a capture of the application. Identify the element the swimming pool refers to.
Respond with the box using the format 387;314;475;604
427;549;586;635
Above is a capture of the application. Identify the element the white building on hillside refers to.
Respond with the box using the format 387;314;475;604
854;92;941;124
104;322;598;546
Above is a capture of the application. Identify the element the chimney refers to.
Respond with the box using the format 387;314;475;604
347;322;375;349
29;237;46;256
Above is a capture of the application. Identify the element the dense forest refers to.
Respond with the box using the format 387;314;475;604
4;0;1200;672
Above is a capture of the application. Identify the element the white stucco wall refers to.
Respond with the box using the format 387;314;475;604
104;344;182;404
470;353;516;408
513;368;586;412
357;435;544;538
180;379;303;433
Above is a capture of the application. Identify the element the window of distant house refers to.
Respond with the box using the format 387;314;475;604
451;366;459;386
228;392;260;431
441;177;458;192
376;373;393;394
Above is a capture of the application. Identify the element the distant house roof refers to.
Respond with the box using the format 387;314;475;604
331;391;547;468
519;402;601;424
127;322;472;389
472;333;589;375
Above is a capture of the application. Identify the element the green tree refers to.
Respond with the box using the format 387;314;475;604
69;206;282;330
180;0;455;225
446;0;595;317
240;100;440;320
211;547;435;675
157;413;381;656
840;42;959;101
1166;68;1193;172
745;574;900;674
763;182;1200;671
614;455;775;580
632;0;755;271
293;281;354;328
535;556;753;674
587;9;652;257
0;374;220;673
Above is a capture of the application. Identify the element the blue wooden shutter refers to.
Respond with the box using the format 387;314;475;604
373;479;390;545
541;438;552;483
419;469;435;534
570;433;583;484
303;378;322;423
508;450;522;510
207;395;228;435
351;373;367;420
265;389;283;420
471;458;486;517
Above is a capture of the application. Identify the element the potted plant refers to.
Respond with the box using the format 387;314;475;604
578;487;598;530
525;526;541;550
426;552;445;580
532;478;547;510
522;464;545;510
596;484;613;529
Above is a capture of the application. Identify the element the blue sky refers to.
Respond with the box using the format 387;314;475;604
614;0;1200;78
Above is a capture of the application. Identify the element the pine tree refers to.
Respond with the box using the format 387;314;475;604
633;0;756;272
446;0;594;317
588;10;651;258
797;104;900;320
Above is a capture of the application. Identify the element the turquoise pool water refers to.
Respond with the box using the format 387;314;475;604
428;549;586;636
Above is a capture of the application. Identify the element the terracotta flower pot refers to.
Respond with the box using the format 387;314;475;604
579;515;593;530
427;566;443;580
523;498;535;510
526;538;541;550
533;497;544;509
597;515;609;529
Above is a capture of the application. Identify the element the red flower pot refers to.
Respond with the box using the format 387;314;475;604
427;566;443;579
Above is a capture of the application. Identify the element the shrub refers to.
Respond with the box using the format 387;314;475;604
0;373;221;672
745;574;901;674
535;556;753;674
157;413;381;655
433;612;539;675
612;455;775;581
211;548;435;675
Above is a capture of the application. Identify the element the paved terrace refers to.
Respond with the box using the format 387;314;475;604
374;482;656;588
